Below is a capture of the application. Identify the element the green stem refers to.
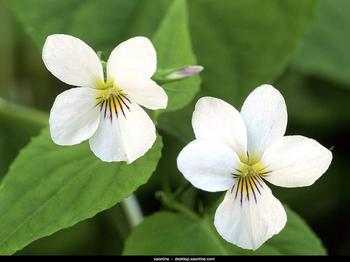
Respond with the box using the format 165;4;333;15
0;98;48;127
0;0;13;100
152;76;188;86
121;194;144;228
173;181;191;198
157;191;200;220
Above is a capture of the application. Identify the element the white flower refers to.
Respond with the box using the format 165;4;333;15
177;85;332;250
43;34;167;163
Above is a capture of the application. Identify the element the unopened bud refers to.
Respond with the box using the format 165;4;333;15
166;65;204;80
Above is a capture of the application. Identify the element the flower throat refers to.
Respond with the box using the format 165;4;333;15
231;153;271;205
95;80;131;121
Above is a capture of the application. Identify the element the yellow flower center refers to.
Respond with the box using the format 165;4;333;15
232;154;270;205
95;80;131;121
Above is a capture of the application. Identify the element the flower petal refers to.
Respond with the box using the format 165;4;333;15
49;87;100;145
261;135;332;188
89;102;156;163
42;34;103;87
240;84;287;157
214;182;287;250
192;97;247;157
115;71;167;110
177;139;241;192
107;36;156;79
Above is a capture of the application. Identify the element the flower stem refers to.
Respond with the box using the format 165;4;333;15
121;194;144;228
156;191;200;220
174;181;191;198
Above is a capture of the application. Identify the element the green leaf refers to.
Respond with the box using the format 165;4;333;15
0;129;162;255
0;99;47;177
18;216;104;255
158;103;195;143
18;204;129;255
10;0;143;53
277;70;350;131
123;207;326;255
158;0;318;142
189;0;318;104
152;0;200;112
292;0;350;87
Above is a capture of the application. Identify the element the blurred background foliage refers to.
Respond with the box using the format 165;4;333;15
0;0;349;255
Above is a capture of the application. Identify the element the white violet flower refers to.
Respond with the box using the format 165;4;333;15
43;34;167;163
177;85;332;250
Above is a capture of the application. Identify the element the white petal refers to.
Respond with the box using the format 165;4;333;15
261;135;332;188
42;34;103;87
115;71;167;110
49;87;100;145
192;97;247;157
177;139;241;192
89;102;156;163
214;182;287;250
107;36;156;79
88;114;125;162
241;84;287;157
